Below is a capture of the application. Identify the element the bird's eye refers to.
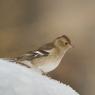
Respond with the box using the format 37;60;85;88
64;42;68;45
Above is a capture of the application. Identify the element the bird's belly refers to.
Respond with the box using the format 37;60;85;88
38;61;59;73
33;57;61;73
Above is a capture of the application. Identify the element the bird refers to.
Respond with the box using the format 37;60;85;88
8;35;72;74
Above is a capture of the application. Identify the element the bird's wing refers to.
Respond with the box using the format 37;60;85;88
16;43;55;61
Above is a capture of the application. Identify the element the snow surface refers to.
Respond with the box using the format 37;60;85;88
0;59;80;95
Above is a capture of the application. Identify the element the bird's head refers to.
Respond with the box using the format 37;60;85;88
53;35;72;52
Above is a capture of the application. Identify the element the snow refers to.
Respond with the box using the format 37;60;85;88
0;59;80;95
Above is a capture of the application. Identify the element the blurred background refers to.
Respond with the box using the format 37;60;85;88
0;0;95;95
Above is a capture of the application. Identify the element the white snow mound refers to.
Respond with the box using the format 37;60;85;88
0;59;80;95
